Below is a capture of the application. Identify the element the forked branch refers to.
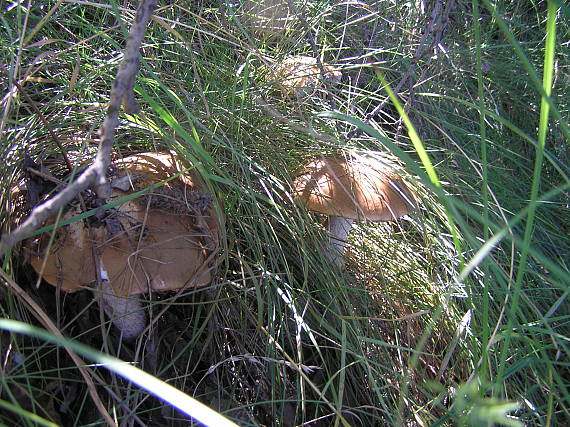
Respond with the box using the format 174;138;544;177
0;0;158;257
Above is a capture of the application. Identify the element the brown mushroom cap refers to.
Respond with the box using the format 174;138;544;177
292;156;415;221
269;55;342;97
27;152;220;296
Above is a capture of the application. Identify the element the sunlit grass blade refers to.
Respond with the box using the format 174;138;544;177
496;0;560;384
0;319;239;426
480;0;569;141
0;399;58;427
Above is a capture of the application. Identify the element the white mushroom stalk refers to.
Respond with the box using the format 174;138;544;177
98;262;146;340
325;216;354;267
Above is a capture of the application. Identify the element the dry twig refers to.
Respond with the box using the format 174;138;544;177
0;0;158;256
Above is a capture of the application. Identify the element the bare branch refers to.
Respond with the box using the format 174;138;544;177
92;0;158;196
0;0;157;257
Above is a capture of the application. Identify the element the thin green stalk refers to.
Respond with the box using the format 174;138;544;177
481;0;569;142
22;0;66;47
496;0;559;385
334;319;347;427
373;70;463;265
372;70;465;425
472;0;491;379
0;399;58;427
415;93;570;185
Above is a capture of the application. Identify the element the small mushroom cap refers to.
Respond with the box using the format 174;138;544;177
268;55;342;96
292;156;415;221
27;152;220;296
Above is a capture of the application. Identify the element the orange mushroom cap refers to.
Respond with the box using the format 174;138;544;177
270;55;342;95
292;156;415;221
27;152;220;296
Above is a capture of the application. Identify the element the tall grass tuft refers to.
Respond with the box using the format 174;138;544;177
0;1;568;425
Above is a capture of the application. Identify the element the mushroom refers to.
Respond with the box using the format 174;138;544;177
24;152;220;339
268;55;342;98
292;155;415;267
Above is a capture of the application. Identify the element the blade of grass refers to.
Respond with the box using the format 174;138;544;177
480;0;569;142
0;270;114;425
496;0;559;386
372;69;462;264
415;93;570;184
0;399;58;427
0;319;239;427
472;0;492;377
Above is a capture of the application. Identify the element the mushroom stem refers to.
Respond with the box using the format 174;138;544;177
98;264;146;340
325;216;354;267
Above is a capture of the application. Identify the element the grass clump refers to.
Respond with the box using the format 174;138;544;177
0;0;568;425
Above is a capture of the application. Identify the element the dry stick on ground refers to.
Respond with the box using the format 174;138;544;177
0;0;158;257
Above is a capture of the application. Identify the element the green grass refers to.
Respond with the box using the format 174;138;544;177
0;0;568;425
